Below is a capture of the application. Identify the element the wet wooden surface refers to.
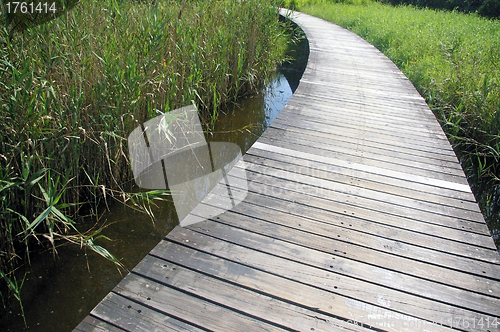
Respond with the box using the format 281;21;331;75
75;10;500;332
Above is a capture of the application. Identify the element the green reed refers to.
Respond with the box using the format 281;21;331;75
0;0;288;312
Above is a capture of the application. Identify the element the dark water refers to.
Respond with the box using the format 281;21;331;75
467;172;500;250
0;70;295;332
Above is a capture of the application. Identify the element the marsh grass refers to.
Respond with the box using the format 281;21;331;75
0;0;287;312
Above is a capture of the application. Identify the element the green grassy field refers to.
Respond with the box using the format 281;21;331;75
284;0;500;197
0;0;287;311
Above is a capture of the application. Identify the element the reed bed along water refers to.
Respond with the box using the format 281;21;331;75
0;0;288;311
283;0;500;246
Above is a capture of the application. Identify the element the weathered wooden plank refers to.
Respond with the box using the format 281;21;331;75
266;119;458;164
189;201;500;291
206;183;495;256
193;181;498;268
283;96;450;141
268;118;459;166
113;273;287;332
203;188;496;262
280;101;451;142
180;222;500;318
279;100;441;133
73;316;124;332
301;68;420;92
151;240;456;332
239;157;482;221
235;166;487;232
259;135;467;183
292;90;434;117
271;114;452;157
248;145;473;202
186;181;498;273
264;126;461;176
243;150;478;211
165;228;499;331
280;110;449;146
254;139;470;186
261;126;465;177
89;292;206;332
274;108;448;145
289;90;443;124
294;81;435;109
132;255;373;332
152;241;454;331
250;141;474;197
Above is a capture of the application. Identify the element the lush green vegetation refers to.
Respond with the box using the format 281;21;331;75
0;0;287;312
378;0;500;19
283;0;500;228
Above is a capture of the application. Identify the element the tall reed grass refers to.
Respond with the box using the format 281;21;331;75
0;0;287;310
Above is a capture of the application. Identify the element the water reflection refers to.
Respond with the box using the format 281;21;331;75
209;72;293;154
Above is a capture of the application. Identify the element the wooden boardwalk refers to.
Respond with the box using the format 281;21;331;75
75;10;500;332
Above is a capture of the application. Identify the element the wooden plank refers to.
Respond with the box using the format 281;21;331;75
189;202;500;292
265;123;460;172
294;81;435;109
73;316;124;332
281;97;440;130
273;111;450;154
243;178;492;245
165;228;498;332
207;186;496;260
204;186;496;257
180;222;500;318
193;181;498;266
243;150;478;211
152;239;458;331
186;180;499;273
235;165;487;232
89;292;206;332
262;125;464;177
258;135;466;183
290;88;442;121
281;101;450;142
298;73;421;92
239;156;482;221
251;142;472;191
247;145;474;202
266;119;458;164
273;108;448;145
280;108;449;145
132;255;373;332
269;117;459;163
151;240;455;332
292;88;434;115
112;273;287;332
301;68;419;92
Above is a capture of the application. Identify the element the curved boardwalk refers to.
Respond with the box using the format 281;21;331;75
76;10;500;332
